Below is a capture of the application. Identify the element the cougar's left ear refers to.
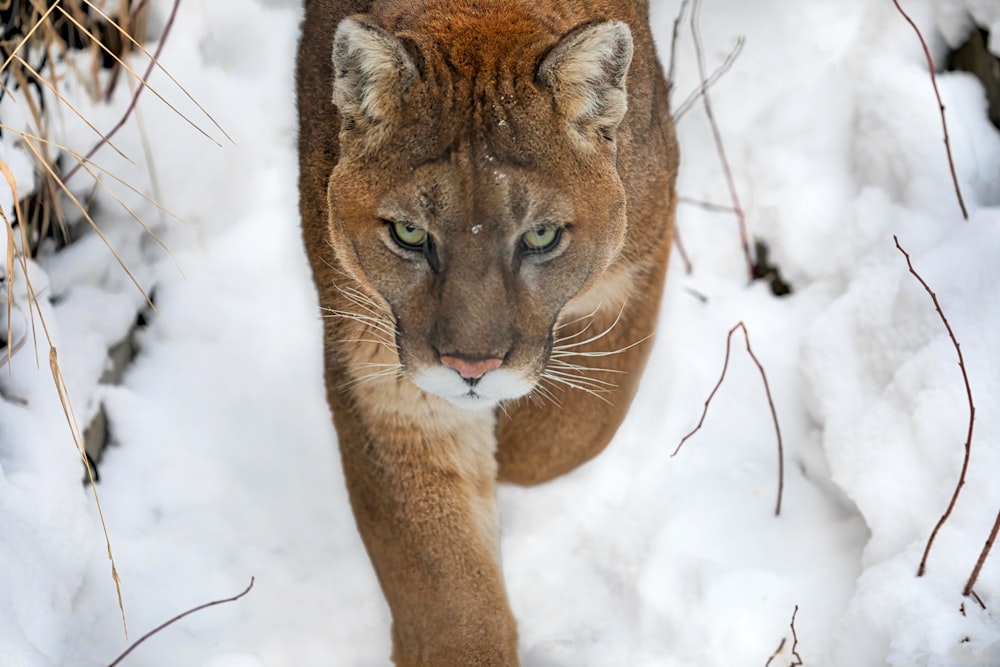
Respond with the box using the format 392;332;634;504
332;16;418;127
537;21;633;142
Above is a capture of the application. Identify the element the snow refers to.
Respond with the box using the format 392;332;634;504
1;0;998;665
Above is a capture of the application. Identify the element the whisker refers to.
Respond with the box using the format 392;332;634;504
337;367;403;390
335;283;391;318
547;358;626;375
334;336;396;348
554;303;602;333
530;381;563;409
539;373;612;405
321;308;396;336
552;302;629;352
551;333;653;359
543;369;618;392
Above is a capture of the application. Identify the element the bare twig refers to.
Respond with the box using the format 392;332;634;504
690;0;754;281
672;321;785;516
672;224;693;274
890;0;968;220
764;638;787;667
106;577;256;667
64;0;190;184
679;196;737;214
667;0;690;91
674;36;745;121
763;606;803;666
894;237;975;577
963;507;999;600
789;605;803;666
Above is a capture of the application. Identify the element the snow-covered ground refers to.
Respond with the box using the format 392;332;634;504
1;0;998;665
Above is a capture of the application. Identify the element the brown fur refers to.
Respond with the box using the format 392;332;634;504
297;1;677;664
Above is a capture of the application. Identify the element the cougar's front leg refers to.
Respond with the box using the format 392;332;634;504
330;375;518;667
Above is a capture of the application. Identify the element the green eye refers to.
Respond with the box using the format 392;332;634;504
521;225;561;253
389;221;427;249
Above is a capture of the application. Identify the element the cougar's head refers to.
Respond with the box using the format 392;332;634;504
324;12;634;409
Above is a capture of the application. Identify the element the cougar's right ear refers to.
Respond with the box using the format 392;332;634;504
537;21;633;143
332;16;418;127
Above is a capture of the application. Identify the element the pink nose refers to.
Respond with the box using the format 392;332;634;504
440;355;504;380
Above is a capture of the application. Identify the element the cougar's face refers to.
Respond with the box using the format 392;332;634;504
324;15;634;409
328;145;626;410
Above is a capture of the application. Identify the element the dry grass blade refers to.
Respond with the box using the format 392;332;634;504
12;54;134;164
0;158;41;366
64;0;209;184
1;164;17;371
21;135;154;308
56;2;224;148
1;124;187;226
2;210;14;371
80;0;235;145
49;345;128;639
0;1;62;76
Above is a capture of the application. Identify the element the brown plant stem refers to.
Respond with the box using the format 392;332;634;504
894;236;975;577
666;0;691;89
106;577;255;667
64;0;182;184
672;321;785;516
789;605;803;666
673;223;693;274
763;605;803;666
679;196;737;214
891;0;969;220
764;638;786;667
963;507;999;599
690;0;754;281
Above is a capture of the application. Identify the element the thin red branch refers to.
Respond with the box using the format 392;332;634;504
672;321;785;516
764;638;786;667
666;0;690;91
690;0;754;281
672;223;693;274
763;605;803;666
789;605;803;666
64;0;182;184
891;0;969;220
674;36;745;121
679;196;737;214
894;236;975;577
106;577;255;667
963;507;999;598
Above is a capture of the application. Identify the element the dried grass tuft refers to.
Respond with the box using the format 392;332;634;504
0;0;218;640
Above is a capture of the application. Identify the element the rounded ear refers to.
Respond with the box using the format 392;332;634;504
332;16;418;126
537;20;634;142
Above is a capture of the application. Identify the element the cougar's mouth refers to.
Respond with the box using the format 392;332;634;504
411;365;536;410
